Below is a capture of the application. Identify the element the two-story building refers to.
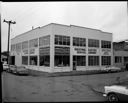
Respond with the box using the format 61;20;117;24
10;23;113;73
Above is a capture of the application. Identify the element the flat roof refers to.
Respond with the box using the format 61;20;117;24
11;23;112;40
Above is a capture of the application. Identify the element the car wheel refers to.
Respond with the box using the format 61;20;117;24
108;93;119;102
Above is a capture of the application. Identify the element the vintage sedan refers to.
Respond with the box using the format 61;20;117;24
102;66;121;73
103;83;128;101
16;66;29;75
3;63;9;71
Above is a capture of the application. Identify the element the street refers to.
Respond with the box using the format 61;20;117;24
2;71;128;102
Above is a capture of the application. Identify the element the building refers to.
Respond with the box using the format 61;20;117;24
10;23;113;73
113;40;128;69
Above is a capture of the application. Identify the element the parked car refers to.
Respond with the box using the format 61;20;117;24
16;66;29;75
102;66;121;73
103;83;128;101
3;63;9;71
10;65;17;73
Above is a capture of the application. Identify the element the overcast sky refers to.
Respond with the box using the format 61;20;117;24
1;2;128;52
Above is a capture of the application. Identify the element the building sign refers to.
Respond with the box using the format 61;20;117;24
102;49;111;55
74;48;86;54
55;46;70;55
29;49;35;54
88;48;97;54
39;47;50;55
22;50;28;55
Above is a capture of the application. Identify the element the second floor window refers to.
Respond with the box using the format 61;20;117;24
55;35;70;46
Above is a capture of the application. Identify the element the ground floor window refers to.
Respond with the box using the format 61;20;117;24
88;56;99;66
40;55;50;66
22;56;28;65
55;55;70;67
124;57;128;63
115;56;122;63
30;56;37;65
102;56;111;65
73;56;86;66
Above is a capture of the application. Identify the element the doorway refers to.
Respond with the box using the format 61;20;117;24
10;56;15;65
73;56;77;70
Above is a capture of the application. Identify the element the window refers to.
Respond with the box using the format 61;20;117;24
16;43;21;52
88;39;99;47
40;56;50;66
22;56;28;65
102;56;111;65
54;46;70;67
11;44;15;51
115;56;122;63
22;41;28;49
29;38;38;48
39;35;50;46
88;56;99;66
55;35;70;46
39;47;50;66
30;56;37;65
73;56;86;66
55;55;70;67
101;40;111;48
73;37;86;47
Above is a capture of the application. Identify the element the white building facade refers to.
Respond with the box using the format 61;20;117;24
10;23;113;73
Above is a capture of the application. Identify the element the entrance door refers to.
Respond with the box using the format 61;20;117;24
73;56;77;70
10;56;15;65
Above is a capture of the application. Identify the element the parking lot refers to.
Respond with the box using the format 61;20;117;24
2;71;128;102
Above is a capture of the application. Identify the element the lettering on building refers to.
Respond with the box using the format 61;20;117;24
88;49;97;54
29;49;35;54
74;48;86;54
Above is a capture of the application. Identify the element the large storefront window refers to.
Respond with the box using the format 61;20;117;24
73;37;86;47
54;46;70;67
55;55;70;67
40;56;50;66
102;56;111;65
22;56;28;65
29;38;38;48
88;39;99;48
55;35;70;46
30;56;37;65
115;56;122;63
101;40;111;48
88;56;99;66
73;56;86;66
39;35;50;46
39;47;50;66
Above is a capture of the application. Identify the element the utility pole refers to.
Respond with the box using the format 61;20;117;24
3;19;16;65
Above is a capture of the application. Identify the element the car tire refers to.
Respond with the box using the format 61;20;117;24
108;93;119;102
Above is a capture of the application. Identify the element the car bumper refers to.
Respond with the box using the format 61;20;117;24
103;93;107;97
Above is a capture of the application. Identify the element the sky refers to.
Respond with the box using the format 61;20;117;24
1;2;128;52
